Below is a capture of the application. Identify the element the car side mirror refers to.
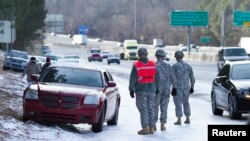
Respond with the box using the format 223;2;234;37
217;76;227;82
30;74;38;81
107;81;116;87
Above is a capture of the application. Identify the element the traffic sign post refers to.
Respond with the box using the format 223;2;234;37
200;36;211;43
233;11;250;26
171;11;208;53
171;11;208;26
79;25;89;35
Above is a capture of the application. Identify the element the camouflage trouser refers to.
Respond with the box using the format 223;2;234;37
173;88;191;117
136;93;155;128
154;88;170;124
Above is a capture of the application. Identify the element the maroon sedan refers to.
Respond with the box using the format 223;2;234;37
23;64;121;133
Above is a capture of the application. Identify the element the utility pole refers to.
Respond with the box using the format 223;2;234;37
187;26;191;53
134;0;137;39
232;0;235;13
220;11;225;47
9;0;14;71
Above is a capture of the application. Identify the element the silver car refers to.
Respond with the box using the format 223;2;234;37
217;47;249;72
107;53;120;65
3;50;29;71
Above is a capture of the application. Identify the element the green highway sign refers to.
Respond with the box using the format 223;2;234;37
200;36;211;43
171;11;208;26
234;11;250;26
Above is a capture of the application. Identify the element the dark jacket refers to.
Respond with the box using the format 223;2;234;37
41;62;51;74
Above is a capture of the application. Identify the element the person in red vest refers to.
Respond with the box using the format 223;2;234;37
129;47;157;135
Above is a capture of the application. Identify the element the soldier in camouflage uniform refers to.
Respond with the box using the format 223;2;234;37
154;49;177;131
129;47;157;135
172;50;195;125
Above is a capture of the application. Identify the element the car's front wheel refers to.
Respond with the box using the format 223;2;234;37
107;101;120;125
211;92;223;116
228;94;242;119
92;105;106;133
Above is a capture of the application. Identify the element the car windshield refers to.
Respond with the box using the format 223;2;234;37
127;46;137;49
224;48;247;57
8;50;28;60
231;64;250;80
39;67;103;87
90;50;101;53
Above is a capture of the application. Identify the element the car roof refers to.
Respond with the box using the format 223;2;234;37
50;64;105;72
225;60;250;65
220;47;243;50
89;47;101;49
65;54;79;56
10;49;27;54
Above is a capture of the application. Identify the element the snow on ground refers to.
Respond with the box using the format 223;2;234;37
0;70;246;141
0;73;27;96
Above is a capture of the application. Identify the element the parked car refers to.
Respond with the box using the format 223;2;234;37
23;64;121;133
217;47;249;72
211;61;250;119
3;50;29;71
87;48;103;62
107;53;120;65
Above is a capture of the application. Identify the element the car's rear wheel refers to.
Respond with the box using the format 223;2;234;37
107;101;120;125
228;94;242;119
108;61;110;65
2;66;8;70
92;105;105;133
211;92;223;116
117;61;120;65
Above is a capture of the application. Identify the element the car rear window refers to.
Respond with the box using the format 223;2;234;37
90;50;101;53
224;48;247;57
231;64;250;80
39;67;103;87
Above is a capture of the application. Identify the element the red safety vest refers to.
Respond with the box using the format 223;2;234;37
134;60;156;83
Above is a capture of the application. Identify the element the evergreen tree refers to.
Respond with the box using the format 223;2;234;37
0;0;46;50
198;0;250;46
